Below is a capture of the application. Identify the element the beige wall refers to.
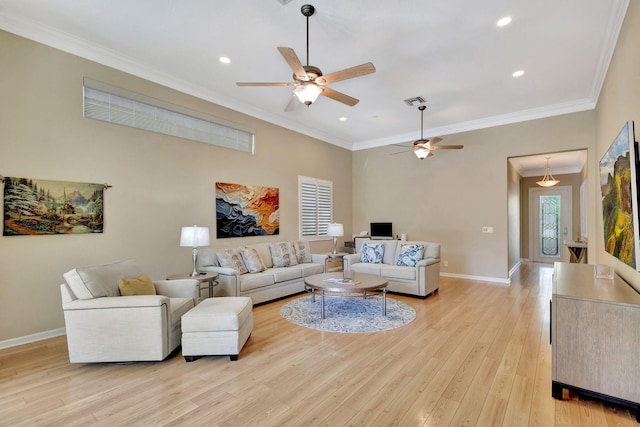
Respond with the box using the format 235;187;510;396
594;0;640;291
507;161;521;272
0;31;352;342
352;111;595;281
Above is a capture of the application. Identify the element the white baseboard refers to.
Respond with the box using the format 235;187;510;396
0;328;65;350
509;261;522;277
440;272;510;286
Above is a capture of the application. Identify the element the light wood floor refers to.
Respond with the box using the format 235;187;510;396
2;262;639;426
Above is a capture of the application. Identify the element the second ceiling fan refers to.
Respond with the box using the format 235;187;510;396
236;4;376;110
394;105;464;159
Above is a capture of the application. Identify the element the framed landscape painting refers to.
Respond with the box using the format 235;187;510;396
215;182;279;238
3;177;104;236
599;121;640;269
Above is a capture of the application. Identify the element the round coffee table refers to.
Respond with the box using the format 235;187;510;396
304;272;388;319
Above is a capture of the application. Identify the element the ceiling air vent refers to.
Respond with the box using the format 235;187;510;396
404;96;426;107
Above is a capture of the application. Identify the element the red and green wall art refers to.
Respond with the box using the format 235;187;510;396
215;182;279;238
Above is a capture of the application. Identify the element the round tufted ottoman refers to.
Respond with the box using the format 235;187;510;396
181;297;253;361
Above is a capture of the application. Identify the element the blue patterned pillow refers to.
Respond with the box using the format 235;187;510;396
396;244;425;267
361;243;385;264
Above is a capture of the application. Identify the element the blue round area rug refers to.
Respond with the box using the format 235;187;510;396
280;295;416;333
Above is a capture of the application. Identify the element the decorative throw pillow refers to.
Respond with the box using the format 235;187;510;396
119;273;157;296
361;242;385;264
396;244;426;267
270;242;298;267
216;249;249;274
293;240;313;263
239;247;267;273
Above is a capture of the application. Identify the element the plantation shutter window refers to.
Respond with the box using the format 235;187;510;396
299;176;333;240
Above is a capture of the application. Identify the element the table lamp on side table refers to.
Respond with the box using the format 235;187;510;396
180;225;210;276
327;223;344;254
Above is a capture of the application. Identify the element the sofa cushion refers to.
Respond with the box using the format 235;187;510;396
350;262;382;275
361;242;384;264
271;266;303;282
299;263;325;277
380;265;417;281
396;244;425;267
293;240;313;263
239;247;267;273
119;273;157;296
240;271;276;292
64;259;143;300
270;242;298;267
216;249;248;274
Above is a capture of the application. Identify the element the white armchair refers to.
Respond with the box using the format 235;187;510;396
60;259;199;363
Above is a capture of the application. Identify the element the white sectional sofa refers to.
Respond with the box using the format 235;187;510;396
343;240;441;298
198;241;327;304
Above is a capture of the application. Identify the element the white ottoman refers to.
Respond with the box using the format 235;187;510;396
181;297;253;361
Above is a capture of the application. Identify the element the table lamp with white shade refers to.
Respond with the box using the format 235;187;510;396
180;225;210;276
327;223;344;254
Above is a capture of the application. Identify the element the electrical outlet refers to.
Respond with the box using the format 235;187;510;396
482;226;494;233
444;260;449;267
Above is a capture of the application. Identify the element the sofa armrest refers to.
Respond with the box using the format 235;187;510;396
199;266;240;296
154;279;199;299
200;266;239;276
416;257;440;268
62;295;169;311
343;253;361;271
311;253;329;265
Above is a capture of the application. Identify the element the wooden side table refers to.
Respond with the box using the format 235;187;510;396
167;272;219;298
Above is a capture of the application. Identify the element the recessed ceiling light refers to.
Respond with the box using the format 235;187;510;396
497;16;512;27
219;57;231;64
512;70;525;78
339;117;347;122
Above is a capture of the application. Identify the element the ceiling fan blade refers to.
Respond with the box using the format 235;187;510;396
277;47;309;81
236;82;297;87
316;62;376;85
320;87;359;106
284;96;299;112
429;145;464;150
427;137;443;145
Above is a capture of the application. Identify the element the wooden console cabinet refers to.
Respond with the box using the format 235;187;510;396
552;262;640;420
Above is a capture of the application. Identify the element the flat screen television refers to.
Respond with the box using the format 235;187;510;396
370;222;393;239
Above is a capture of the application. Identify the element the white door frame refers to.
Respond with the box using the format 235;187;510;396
529;185;572;263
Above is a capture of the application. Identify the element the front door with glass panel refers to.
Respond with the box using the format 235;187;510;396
530;186;572;263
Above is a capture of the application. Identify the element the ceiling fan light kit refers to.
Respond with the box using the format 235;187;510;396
536;157;560;187
411;105;463;160
235;4;375;109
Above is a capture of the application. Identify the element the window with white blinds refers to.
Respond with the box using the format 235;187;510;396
82;78;255;153
299;176;333;240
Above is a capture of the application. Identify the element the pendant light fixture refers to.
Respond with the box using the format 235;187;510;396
537;157;559;187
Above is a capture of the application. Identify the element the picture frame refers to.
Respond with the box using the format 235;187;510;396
599;121;640;269
215;182;279;238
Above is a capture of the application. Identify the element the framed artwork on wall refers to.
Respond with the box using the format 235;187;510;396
215;182;279;238
599;121;640;269
2;177;105;236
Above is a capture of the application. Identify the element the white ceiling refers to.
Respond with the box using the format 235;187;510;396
0;0;628;168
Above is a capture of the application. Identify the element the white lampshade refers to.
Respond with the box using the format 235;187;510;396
294;84;323;106
327;223;344;237
180;225;210;248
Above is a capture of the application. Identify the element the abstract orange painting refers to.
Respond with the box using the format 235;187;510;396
215;182;279;238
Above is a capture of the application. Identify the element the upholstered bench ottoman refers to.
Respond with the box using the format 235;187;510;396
181;297;253;361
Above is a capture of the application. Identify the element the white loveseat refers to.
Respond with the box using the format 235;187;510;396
343;240;441;298
60;259;199;363
198;241;327;304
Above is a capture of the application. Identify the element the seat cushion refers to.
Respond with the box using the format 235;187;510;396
380;265;417;281
240;271;275;292
182;297;253;332
299;263;325;277
271;266;303;282
350;262;382;275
